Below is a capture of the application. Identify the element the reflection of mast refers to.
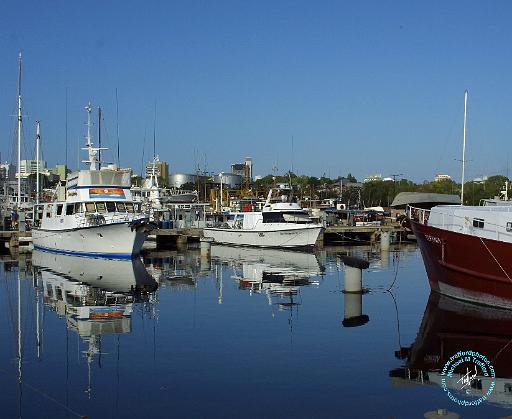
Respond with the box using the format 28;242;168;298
17;268;23;418
218;263;223;304
83;335;100;399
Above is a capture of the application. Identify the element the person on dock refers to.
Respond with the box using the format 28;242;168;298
11;209;18;230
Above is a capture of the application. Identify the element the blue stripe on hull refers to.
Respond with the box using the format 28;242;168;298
33;245;136;260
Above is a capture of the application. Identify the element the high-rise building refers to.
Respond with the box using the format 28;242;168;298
231;157;253;182
145;156;169;186
18;159;46;178
52;164;68;180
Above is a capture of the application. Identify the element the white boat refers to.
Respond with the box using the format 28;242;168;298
203;190;324;248
32;103;155;259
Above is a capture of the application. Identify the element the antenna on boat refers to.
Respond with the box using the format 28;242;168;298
65;87;68;169
460;90;468;205
83;102;106;171
98;106;102;170
116;88;120;166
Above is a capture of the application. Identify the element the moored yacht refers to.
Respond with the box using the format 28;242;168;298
203;190;324;248
32;103;155;259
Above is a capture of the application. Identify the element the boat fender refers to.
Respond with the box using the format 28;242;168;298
340;255;370;270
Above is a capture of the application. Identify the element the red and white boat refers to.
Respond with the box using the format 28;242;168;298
408;203;512;308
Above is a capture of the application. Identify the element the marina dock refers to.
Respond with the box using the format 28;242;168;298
0;223;407;253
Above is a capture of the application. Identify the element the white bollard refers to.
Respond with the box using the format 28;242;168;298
380;231;390;251
344;265;363;293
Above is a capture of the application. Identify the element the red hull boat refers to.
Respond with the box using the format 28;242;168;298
409;205;512;308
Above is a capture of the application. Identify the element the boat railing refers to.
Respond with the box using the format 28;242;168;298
406;205;431;225
75;212;134;228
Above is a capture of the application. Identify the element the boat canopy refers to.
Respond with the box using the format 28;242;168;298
391;192;460;209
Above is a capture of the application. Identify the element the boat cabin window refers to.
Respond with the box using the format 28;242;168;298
96;202;107;213
65;204;74;215
126;203;134;213
262;211;311;224
133;203;140;213
56;204;63;216
117;202;126;212
34;205;43;221
106;202;116;213
473;218;484;229
507;222;512;232
46;204;53;218
46;284;53;298
74;203;84;213
85;202;96;213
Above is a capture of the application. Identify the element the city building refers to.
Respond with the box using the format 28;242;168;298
18;159;46;178
145;156;169;186
363;174;382;183
51;164;68;180
434;173;452;182
231;157;253;182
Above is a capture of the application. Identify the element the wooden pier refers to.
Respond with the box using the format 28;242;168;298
323;224;407;244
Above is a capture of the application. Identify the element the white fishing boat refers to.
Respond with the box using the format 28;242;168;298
32;103;155;259
203;190;324;248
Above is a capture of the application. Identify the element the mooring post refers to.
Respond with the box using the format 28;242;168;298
340;255;370;327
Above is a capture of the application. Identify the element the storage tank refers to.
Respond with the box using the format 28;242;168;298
213;173;242;188
169;173;198;188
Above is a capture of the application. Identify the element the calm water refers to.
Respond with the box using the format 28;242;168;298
0;244;511;418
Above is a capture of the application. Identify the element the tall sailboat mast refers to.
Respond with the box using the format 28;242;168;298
17;53;22;209
36;121;40;206
461;90;468;205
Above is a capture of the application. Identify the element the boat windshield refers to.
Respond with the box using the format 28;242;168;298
262;211;312;224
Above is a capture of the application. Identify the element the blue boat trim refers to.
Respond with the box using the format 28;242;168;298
33;245;135;260
67;185;131;190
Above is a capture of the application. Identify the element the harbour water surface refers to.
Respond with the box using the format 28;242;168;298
0;245;510;418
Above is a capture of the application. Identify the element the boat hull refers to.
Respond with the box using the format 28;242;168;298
203;225;323;248
410;219;512;308
32;222;149;259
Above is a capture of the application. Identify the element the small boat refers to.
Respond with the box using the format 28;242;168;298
32;103;155;259
203;189;324;248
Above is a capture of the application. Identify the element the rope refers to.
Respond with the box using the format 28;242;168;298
386;248;401;291
479;237;512;282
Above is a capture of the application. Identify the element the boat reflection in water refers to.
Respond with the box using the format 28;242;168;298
390;291;512;407
32;250;158;396
211;245;323;311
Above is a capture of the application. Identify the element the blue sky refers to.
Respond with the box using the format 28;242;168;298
1;0;512;182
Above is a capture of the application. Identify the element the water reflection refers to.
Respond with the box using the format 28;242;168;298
210;245;324;313
32;251;158;397
391;291;512;407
